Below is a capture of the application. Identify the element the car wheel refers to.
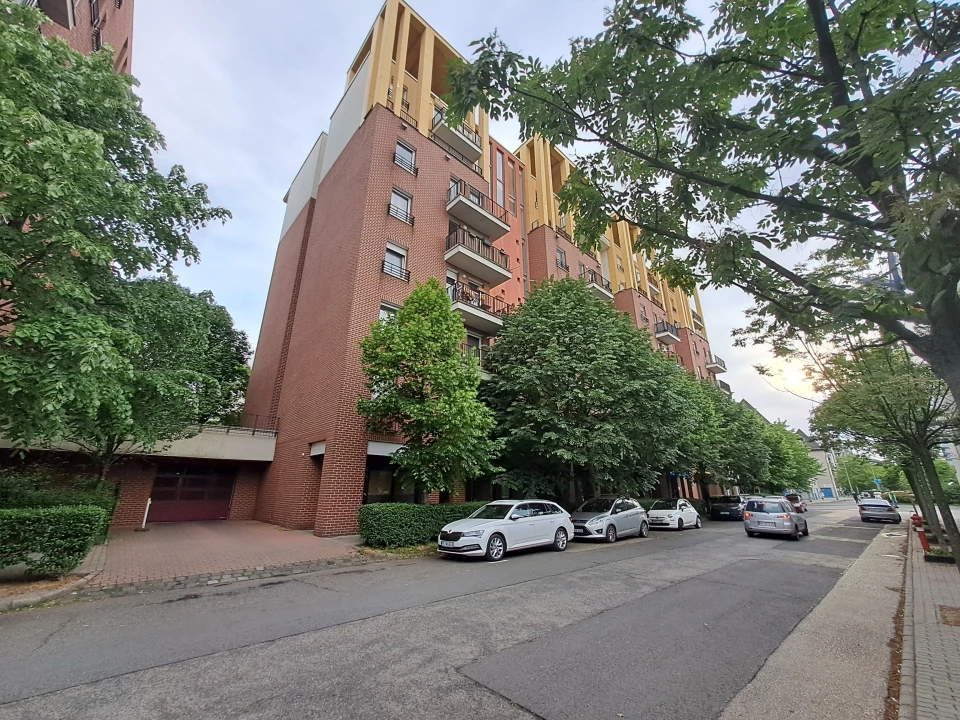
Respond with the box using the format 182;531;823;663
802;522;810;537
638;521;649;539
677;518;684;531
790;524;801;541
695;516;702;529
485;533;506;561
553;528;568;551
895;516;903;524
605;524;618;543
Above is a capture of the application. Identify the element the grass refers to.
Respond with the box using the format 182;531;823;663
357;543;438;559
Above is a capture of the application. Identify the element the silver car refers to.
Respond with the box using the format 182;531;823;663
744;498;809;540
571;496;649;542
859;499;902;523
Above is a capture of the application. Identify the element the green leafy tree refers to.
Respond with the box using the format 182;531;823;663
357;279;501;494
47;279;251;479
447;0;960;407
0;4;229;446
483;278;698;502
760;421;822;495
835;455;890;493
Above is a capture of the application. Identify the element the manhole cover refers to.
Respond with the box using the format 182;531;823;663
883;532;907;537
939;606;960;627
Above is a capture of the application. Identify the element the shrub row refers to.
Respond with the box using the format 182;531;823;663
0;506;108;576
359;501;488;548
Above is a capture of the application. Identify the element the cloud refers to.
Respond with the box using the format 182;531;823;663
133;0;817;430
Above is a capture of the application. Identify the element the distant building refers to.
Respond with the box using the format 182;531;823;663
796;430;841;500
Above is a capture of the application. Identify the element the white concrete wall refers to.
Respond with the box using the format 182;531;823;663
280;133;328;237
318;51;372;182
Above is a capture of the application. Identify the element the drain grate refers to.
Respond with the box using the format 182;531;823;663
938;606;960;626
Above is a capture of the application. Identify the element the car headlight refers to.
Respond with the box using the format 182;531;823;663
461;529;484;538
587;517;605;525
667;514;675;520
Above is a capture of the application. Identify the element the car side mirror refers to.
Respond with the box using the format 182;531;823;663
509;514;521;521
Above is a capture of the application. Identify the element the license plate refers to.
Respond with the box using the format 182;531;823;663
439;540;456;548
720;511;729;515
758;521;776;527
574;528;585;535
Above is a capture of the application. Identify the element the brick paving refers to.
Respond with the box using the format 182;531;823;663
76;521;357;591
902;527;960;720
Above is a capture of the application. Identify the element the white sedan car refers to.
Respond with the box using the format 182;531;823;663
438;500;574;561
646;498;702;531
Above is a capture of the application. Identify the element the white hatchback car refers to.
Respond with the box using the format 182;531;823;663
646;498;701;530
438;500;574;561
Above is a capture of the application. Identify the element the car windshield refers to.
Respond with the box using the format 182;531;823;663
713;496;741;505
786;495;800;502
746;500;783;513
577;498;615;513
469;504;514;520
650;500;678;511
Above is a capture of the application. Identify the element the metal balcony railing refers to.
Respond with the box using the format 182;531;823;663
718;379;732;394
650;296;665;310
387;202;415;225
579;268;612;292
429;133;482;175
432;107;482;148
707;354;727;371
447;180;509;224
382;260;410;281
446;229;510;271
386;98;418;128
655;320;681;337
557;259;570;272
393;152;418;176
460;339;492;370
448;282;513;317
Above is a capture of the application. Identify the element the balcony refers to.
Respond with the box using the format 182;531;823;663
432;106;483;163
718;379;732;395
692;309;705;329
35;0;75;28
655;320;681;344
460;339;493;380
448;282;513;334
382;259;410;282
445;229;512;287
705;354;727;373
447;180;510;239
579;269;613;300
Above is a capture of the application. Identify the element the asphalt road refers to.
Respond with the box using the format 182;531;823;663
0;503;887;720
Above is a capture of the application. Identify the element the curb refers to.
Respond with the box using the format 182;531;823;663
0;570;100;613
899;528;917;720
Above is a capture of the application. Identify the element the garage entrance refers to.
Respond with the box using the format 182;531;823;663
147;464;238;522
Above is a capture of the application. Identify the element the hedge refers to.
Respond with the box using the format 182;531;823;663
0;506;108;576
359;501;488;548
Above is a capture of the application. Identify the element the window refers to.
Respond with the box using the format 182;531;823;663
617;259;624;271
619;282;626;291
90;0;101;27
379;304;398;322
389;189;413;224
383;243;408;280
507;159;517;215
91;27;102;51
556;248;568;271
559;213;567;231
511;503;535;519
578;262;586;277
495;150;506;207
394;141;416;175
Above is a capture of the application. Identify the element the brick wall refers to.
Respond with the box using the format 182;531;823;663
488;138;525;309
676;328;713;381
109;459;155;527
41;0;135;74
613;287;657;348
228;465;265;520
526;225;603;286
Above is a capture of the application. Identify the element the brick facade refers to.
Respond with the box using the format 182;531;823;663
526;224;603;288
108;459;155;527
228;465;263;521
40;0;135;74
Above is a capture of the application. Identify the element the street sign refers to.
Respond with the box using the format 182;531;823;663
874;478;882;486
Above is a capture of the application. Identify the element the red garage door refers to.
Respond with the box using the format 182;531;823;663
148;465;237;522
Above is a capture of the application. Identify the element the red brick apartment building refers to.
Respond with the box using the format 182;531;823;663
21;0;134;73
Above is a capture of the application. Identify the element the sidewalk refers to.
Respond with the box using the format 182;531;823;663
901;528;960;720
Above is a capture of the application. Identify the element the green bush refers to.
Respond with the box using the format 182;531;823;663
0;506;108;576
359;501;488;548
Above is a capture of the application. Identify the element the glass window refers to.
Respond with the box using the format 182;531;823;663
496;150;505;207
511;503;534;519
507;159;516;215
469;503;514;520
650;500;680;510
390;189;411;222
578;498;615;513
557;248;567;269
379;304;398;322
383;244;406;279
395;142;415;173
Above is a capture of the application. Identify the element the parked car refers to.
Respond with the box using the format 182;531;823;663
709;495;746;520
872;491;883;499
744;498;809;540
858;499;902;524
572;496;649;542
647;499;701;530
785;493;807;513
438;500;574;561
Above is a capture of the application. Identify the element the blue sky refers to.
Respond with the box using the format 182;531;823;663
133;0;819;429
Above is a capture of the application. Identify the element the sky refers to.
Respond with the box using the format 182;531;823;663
132;0;820;429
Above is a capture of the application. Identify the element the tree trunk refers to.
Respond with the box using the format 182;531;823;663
908;293;960;410
904;461;946;547
918;447;960;573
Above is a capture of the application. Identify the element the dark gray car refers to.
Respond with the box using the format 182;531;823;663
572;496;649;542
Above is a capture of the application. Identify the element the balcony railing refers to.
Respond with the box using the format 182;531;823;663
460;339;492;370
706;354;727;372
650;295;665;310
446;229;510;271
393;152;418;175
557;259;570;272
718;379;732;395
655;320;681;337
429;133;482;175
579;269;612;292
636;286;649;300
448;282;513;317
386;98;418;128
382;260;410;281
432;108;482;148
448;180;509;224
387;202;414;225
692;309;704;325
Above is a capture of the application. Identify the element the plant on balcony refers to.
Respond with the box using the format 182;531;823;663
358;279;502;493
0;5;231;461
446;0;960;417
482;278;698;502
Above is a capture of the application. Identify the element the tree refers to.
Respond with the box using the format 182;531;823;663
482;278;698;502
38;279;251;479
357;279;501;494
811;346;960;566
0;4;229;446
447;0;960;406
835;455;890;493
761;422;822;495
